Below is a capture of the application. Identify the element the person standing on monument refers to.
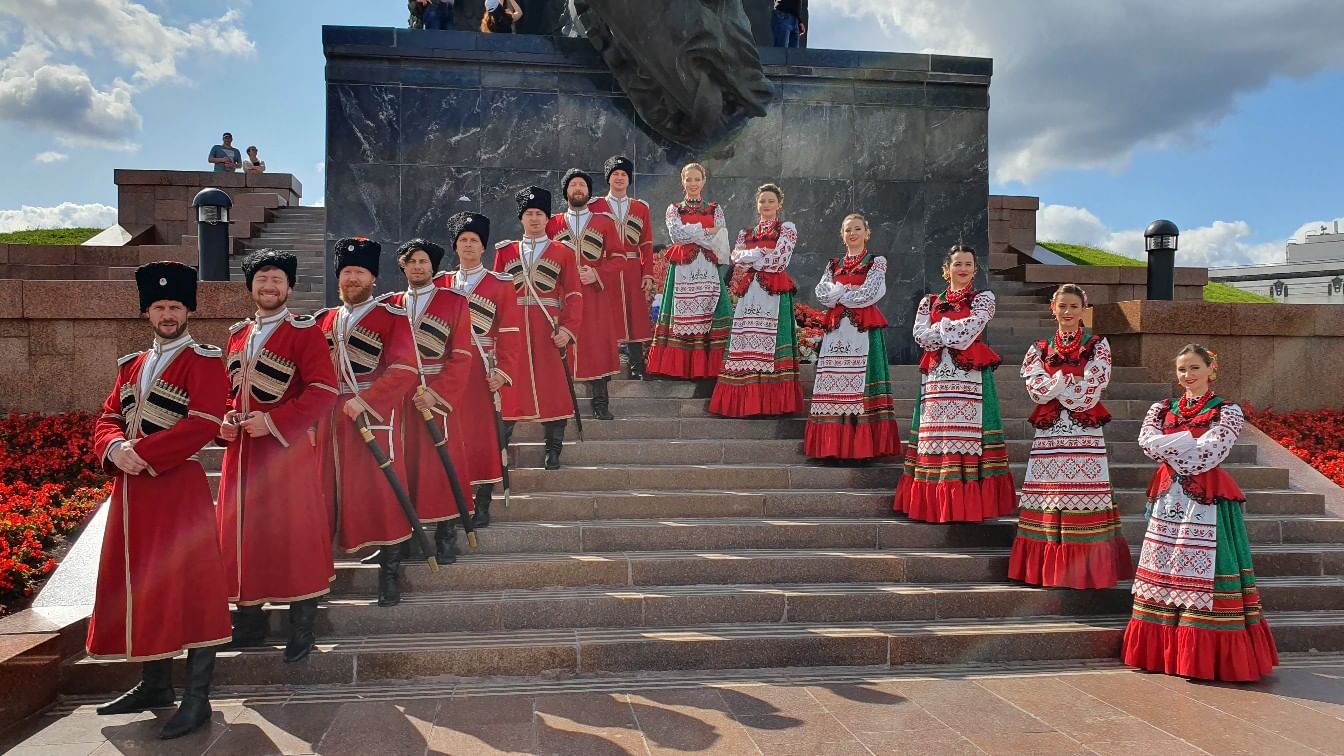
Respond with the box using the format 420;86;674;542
772;0;808;48
710;183;804;418
802;214;900;462
548;168;623;419
1124;344;1278;681
480;0;522;32
493;186;585;469
589;156;656;380
383;238;476;565
314;238;423;607
894;245;1016;522
436;211;520;527
217;250;339;663
1008;284;1132;589
647;162;733;380
89;261;232;740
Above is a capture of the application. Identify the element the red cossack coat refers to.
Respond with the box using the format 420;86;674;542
588;195;655;343
547;211;623;380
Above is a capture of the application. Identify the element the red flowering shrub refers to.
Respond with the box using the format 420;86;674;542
1244;405;1344;487
794;302;827;363
0;412;109;615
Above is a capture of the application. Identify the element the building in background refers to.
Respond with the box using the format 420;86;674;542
1208;221;1344;304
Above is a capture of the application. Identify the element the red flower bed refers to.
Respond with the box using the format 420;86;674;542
1;412;109;616
794;302;827;363
1244;405;1344;487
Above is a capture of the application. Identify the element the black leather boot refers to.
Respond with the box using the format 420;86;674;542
96;659;174;715
377;542;408;607
434;521;457;565
158;648;215;739
228;604;268;648
283;598;319;663
473;484;493;528
590;378;614;420
627;342;646;380
543;421;565;470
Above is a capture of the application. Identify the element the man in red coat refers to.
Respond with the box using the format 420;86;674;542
386;238;474;564
493;186;584;469
90;261;232;740
314;238;422;606
217;249;340;663
548;168;623;419
589;155;656;379
436;211;520;526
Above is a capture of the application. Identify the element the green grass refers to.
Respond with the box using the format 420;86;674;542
1037;241;1275;304
0;228;102;245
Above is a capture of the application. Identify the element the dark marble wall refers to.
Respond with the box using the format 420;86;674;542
323;26;991;363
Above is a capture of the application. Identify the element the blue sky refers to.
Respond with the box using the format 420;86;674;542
2;0;1343;267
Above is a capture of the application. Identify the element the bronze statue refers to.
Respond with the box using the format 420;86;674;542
572;0;775;148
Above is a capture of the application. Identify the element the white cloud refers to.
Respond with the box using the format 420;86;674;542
1037;203;1286;268
0;2;254;149
305;198;325;208
814;1;1344;183
1288;218;1344;244
0;202;117;233
1;2;254;85
0;43;142;148
33;150;68;163
315;161;326;175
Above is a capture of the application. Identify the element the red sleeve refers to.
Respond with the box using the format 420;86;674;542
93;367;130;474
360;311;420;411
265;327;340;447
424;297;474;412
132;355;229;477
557;246;584;340
491;280;522;387
492;247;511;274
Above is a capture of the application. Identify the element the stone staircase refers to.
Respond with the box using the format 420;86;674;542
58;272;1344;697
231;206;328;312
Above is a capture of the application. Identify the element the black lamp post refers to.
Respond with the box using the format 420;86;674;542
193;188;233;282
1143;219;1179;300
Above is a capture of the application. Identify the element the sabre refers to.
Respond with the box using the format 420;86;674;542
352;413;439;572
461;299;513;508
517;244;584;441
404;291;479;548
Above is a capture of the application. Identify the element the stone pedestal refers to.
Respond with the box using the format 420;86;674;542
323;26;991;362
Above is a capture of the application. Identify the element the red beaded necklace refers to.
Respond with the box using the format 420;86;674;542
943;285;974;306
1054;329;1083;361
1177;390;1215;419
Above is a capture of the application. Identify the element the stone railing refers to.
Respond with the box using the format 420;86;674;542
0;280;252;413
1094;300;1344;412
1011;264;1207;304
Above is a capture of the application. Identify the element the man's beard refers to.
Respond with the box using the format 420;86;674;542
340;282;374;305
253;290;289;311
406;271;433;288
568;191;589;208
153;321;187;341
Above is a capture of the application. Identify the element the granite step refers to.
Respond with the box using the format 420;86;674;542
336;512;1343;559
499;462;1288;492
502;416;1146;442
204;459;1287;497
197;434;1242;471
329;542;1344;595
501;438;1255;467
585;397;1164;420
582;380;1173;402
464;488;1325;522
62;610;1344;692
251;576;1344;637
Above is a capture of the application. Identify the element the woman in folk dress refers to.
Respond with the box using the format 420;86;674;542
1124;344;1277;681
710;183;804;417
802;213;901;461
646;162;733;379
894;245;1016;522
1008;284;1132;589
